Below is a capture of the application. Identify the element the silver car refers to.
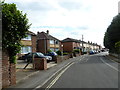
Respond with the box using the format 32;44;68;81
25;52;52;62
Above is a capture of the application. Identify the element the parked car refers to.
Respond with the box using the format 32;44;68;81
89;50;95;55
45;52;58;61
22;52;52;62
101;49;105;52
45;52;58;57
18;53;30;60
93;50;97;54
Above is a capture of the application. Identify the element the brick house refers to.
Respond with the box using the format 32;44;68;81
17;31;36;58
37;30;61;54
61;38;81;52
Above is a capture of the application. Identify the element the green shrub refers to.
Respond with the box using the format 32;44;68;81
63;52;69;55
83;52;87;54
73;49;80;53
56;50;62;55
47;49;52;53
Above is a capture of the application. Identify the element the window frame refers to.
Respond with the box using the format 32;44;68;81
55;40;59;45
50;40;54;44
22;34;32;40
21;46;32;54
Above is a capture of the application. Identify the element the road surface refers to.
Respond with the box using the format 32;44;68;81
43;52;119;89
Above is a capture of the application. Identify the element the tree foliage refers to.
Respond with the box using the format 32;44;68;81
104;13;120;53
2;2;31;63
115;41;120;54
56;50;62;56
47;49;52;53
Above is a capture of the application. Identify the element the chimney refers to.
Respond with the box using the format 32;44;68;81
47;30;49;35
37;31;40;34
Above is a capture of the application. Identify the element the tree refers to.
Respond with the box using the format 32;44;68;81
115;41;120;59
115;41;120;54
104;13;120;53
2;2;31;63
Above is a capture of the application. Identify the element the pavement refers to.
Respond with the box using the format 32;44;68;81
7;55;84;88
16;60;57;83
106;54;120;63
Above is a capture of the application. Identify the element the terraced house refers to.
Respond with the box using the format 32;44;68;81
37;30;61;54
62;38;101;53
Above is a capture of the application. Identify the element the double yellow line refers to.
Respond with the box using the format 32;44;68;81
45;62;75;90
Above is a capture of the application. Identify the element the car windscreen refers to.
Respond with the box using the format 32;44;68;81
37;53;44;56
52;52;57;55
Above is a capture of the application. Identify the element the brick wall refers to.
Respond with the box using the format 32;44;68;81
37;39;46;54
46;40;50;51
0;49;2;90
62;42;73;52
34;58;47;70
37;39;50;54
2;51;16;88
55;56;62;63
54;55;70;63
2;52;10;88
9;63;16;85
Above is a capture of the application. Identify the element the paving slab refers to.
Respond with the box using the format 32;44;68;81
16;60;57;83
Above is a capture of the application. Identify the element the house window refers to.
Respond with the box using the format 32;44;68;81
22;34;31;40
21;46;32;54
55;40;59;45
55;48;59;51
50;40;54;44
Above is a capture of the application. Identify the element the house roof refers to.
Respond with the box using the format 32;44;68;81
62;38;92;45
37;31;61;41
27;31;36;36
62;38;81;43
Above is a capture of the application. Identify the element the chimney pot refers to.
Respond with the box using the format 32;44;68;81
47;30;49;35
37;31;40;34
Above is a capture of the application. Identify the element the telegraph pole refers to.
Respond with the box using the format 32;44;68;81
82;35;84;53
118;1;120;14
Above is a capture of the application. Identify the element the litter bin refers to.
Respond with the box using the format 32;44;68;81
34;58;47;70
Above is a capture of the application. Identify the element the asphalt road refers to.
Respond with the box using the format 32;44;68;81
45;52;119;88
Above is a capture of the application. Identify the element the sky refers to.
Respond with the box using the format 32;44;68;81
5;0;120;47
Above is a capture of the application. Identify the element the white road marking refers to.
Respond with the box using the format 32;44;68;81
79;56;89;62
85;58;89;62
33;55;85;90
79;57;85;61
100;58;119;72
33;62;74;90
45;62;74;89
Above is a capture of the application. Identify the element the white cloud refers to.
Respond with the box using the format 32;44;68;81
5;0;120;47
